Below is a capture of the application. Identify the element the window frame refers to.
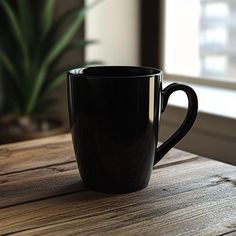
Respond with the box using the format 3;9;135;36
140;0;236;90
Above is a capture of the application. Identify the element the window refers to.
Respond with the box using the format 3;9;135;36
165;0;236;83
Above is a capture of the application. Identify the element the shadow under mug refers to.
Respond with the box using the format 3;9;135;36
67;66;198;194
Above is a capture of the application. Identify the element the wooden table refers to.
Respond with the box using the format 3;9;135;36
0;134;236;236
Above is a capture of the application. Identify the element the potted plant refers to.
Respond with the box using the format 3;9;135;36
0;0;99;144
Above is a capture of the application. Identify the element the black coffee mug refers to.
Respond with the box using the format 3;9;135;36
68;66;198;193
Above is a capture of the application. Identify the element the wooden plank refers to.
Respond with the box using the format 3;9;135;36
0;162;84;209
156;147;198;168
0;146;197;209
0;134;71;150
0;134;74;176
0;158;235;235
0;134;198;176
12;196;236;236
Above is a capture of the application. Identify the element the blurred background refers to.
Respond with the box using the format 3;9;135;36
0;0;235;165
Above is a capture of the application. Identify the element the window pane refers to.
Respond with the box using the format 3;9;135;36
165;0;236;81
204;2;229;18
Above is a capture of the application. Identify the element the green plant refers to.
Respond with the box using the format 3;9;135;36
0;0;99;117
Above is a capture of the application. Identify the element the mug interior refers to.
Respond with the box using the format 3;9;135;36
69;66;161;78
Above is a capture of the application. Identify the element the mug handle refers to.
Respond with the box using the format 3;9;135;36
154;83;198;165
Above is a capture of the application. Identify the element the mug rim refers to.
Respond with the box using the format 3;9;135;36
68;66;162;78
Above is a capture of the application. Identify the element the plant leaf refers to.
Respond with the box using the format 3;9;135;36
47;6;86;41
67;39;98;51
41;0;56;38
25;0;102;115
17;0;32;44
0;49;18;84
44;7;86;66
30;6;79;72
25;66;47;115
26;5;85;114
45;74;65;94
45;60;103;93
45;39;98;71
0;0;29;72
44;0;101;66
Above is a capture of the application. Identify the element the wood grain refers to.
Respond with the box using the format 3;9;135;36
0;158;236;235
0;134;198;176
0;162;83;209
155;146;197;168
0;134;74;176
13;195;236;236
0;136;198;209
1;134;235;236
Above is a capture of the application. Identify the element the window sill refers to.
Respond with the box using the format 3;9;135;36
163;81;236;120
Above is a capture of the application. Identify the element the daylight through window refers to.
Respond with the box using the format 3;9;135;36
165;0;236;81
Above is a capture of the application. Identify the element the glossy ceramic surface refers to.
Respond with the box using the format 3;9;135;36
68;66;198;193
